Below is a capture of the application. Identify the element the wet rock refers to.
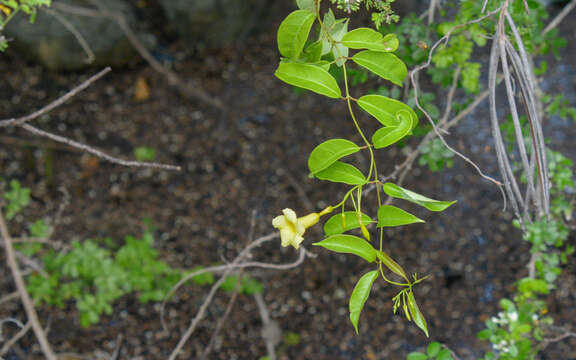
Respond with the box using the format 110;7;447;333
158;0;267;47
5;0;153;71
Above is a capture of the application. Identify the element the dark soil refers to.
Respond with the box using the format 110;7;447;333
1;5;575;360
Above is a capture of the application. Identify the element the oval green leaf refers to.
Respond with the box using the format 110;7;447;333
301;40;323;62
315;161;367;185
437;349;453;360
324;211;374;236
407;353;428;360
296;0;316;11
357;94;418;128
382;33;399;52
308;139;360;174
277;10;315;59
341;27;389;52
377;251;408;281
275;62;341;99
407;291;429;337
349;270;378;334
427;342;442;357
313;234;377;262
382;182;457;212
352;51;407;86
371;111;413;149
377;205;424;227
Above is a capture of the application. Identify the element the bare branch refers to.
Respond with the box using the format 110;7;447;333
45;8;95;64
254;292;280;360
0;68;111;128
20;123;181;171
542;0;576;35
0;292;19;306
0;321;32;357
0;210;56;360
165;231;308;360
410;6;504;189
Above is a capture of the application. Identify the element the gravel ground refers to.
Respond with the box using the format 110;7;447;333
0;6;575;360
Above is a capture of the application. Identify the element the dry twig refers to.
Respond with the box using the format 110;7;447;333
1;68;181;171
410;6;505;190
0;210;56;360
0;321;32;357
165;231;308;360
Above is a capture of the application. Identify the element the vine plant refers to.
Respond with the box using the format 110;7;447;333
271;0;457;336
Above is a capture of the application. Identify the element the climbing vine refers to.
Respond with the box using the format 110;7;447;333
272;0;459;336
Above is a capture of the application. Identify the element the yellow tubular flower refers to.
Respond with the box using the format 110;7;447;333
272;208;320;249
0;4;12;16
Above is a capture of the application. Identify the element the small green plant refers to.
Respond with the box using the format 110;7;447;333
27;230;184;326
418;138;454;172
407;342;454;360
134;146;157;162
476;147;574;359
2;180;263;327
3;179;31;219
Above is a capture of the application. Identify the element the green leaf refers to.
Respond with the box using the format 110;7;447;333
313;234;377;262
341;28;397;52
352;51;407;86
382;34;399;52
376;251;408;281
377;205;424;227
357;94;418;128
324;211;374;236
349;270;378;334
517;278;549;295
315;161;367;185
407;353;428;360
134;147;156;162
383;183;456;212
275;62;341;98
407;291;429;337
427;342;442;357
301;40;323;63
296;0;315;11
308;139;360;174
437;349;453;360
330;19;349;66
277;10;315;59
371;111;413;149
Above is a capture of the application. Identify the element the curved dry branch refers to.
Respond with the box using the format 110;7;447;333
0;210;56;360
409;6;504;190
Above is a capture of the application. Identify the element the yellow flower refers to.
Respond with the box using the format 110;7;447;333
272;208;320;249
0;4;12;16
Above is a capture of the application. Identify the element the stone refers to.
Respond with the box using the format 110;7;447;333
4;0;153;71
158;0;267;47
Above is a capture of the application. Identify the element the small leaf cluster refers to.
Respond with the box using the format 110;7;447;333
418;138;454;172
543;94;576;123
477;297;547;360
133;146;157;162
325;0;399;26
0;0;51;50
2;179;31;220
27;231;183;327
407;342;454;360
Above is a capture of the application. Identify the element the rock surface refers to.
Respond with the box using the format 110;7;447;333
5;0;150;71
158;0;267;47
